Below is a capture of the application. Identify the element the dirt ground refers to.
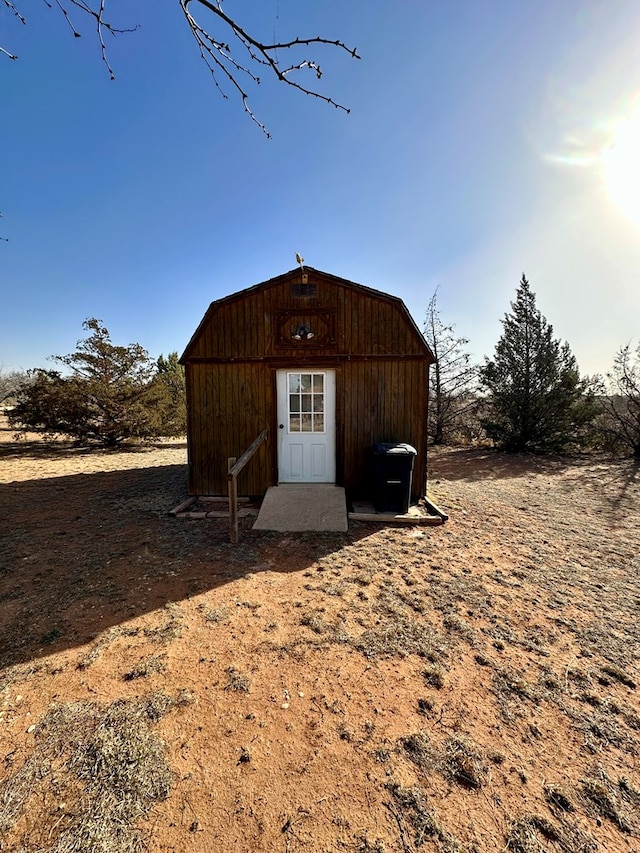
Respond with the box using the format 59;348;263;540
1;417;640;853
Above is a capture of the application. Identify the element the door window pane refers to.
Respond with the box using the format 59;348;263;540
287;372;327;433
289;374;301;394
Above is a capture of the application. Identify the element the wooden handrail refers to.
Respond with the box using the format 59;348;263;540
227;429;268;543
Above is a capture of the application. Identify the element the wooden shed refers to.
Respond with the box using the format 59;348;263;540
180;267;435;502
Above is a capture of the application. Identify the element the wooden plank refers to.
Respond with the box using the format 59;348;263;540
349;501;443;525
169;496;197;516
349;511;443;526
228;456;238;544
227;430;268;480
425;493;449;521
175;509;257;519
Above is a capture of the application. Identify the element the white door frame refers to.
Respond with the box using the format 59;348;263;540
276;369;336;483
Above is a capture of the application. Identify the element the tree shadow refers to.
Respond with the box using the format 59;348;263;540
427;447;573;483
0;463;372;672
563;454;640;514
0;430;188;461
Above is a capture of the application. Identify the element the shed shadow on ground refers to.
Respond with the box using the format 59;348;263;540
0;464;378;672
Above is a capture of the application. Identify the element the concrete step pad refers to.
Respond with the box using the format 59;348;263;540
253;484;348;533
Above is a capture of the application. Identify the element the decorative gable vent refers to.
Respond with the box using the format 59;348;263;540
291;281;317;298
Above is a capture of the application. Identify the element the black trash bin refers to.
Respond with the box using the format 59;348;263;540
372;443;417;514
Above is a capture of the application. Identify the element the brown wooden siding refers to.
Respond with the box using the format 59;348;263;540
183;271;428;362
340;360;427;498
186;362;273;496
182;269;432;499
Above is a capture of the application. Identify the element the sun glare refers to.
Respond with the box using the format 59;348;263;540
602;111;640;225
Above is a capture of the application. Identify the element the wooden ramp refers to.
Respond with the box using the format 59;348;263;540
253;485;348;533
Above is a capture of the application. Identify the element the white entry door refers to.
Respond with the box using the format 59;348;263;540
277;370;336;483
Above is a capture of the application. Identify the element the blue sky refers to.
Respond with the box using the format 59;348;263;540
2;0;640;376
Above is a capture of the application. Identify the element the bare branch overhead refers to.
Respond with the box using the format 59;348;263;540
2;0;360;135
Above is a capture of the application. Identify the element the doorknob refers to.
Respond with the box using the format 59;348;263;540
279;424;284;429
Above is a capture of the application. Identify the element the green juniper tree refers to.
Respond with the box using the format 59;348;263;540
9;319;185;446
480;274;595;452
153;351;187;438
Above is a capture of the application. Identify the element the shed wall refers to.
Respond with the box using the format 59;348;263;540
186;358;428;498
186;362;273;496
183;269;431;499
184;273;427;361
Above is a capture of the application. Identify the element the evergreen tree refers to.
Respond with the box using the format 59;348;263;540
9;320;186;446
152;352;187;438
479;275;595;452
423;291;478;444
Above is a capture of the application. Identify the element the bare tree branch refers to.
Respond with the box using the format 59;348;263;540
2;0;360;135
424;290;479;445
596;342;640;457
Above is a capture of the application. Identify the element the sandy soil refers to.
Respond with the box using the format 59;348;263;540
1;418;640;852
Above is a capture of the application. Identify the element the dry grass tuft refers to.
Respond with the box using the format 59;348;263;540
580;765;634;833
504;817;547;853
0;692;190;853
397;731;433;771
77;626;139;671
505;814;597;853
441;735;488;790
358;837;386;853
123;654;167;681
543;783;575;813
353;614;448;661
422;663;446;689
300;610;333;635
600;663;637;689
224;665;251;693
199;604;229;625
386;782;460;851
492;667;537;701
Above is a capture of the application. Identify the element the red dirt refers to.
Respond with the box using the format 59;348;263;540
1;420;640;852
